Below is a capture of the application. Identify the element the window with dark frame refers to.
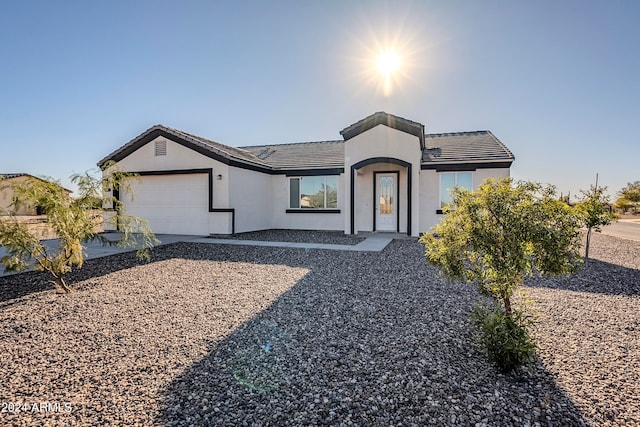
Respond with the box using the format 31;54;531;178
440;171;472;209
289;176;338;209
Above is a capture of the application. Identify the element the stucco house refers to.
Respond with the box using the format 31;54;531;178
98;112;514;237
0;173;72;215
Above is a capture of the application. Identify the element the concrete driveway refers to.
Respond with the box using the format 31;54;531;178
0;234;197;277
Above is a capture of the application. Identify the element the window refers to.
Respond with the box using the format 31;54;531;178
155;140;167;156
289;176;338;209
440;172;472;209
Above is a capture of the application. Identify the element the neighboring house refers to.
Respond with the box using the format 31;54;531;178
0;173;72;215
97;112;514;236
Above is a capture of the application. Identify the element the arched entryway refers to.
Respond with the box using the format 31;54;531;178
350;157;412;235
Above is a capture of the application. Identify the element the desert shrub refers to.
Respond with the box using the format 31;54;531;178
421;178;582;371
472;304;536;372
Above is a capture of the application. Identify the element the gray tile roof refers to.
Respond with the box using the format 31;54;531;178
0;173;29;179
422;131;514;165
162;126;270;167
99;120;514;172
240;140;344;170
0;173;72;192
97;125;270;169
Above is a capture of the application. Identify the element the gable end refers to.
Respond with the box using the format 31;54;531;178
97;126;273;173
340;112;425;149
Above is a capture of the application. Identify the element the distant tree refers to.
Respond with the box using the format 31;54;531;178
614;196;634;214
558;192;570;205
575;185;618;263
420;178;583;371
619;181;640;213
0;164;158;293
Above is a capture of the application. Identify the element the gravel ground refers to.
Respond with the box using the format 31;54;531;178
209;229;365;245
525;234;640;427
0;232;637;426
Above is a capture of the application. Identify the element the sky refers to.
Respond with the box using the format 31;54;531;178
1;0;639;200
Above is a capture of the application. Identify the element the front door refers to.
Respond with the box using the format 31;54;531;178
376;173;397;231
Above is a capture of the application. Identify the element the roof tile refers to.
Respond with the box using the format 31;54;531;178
240;140;344;170
422;131;514;164
98;119;514;171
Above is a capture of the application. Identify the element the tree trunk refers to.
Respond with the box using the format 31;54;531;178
503;296;512;317
584;228;592;264
53;275;72;293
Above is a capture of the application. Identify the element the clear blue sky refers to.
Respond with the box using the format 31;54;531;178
1;0;638;200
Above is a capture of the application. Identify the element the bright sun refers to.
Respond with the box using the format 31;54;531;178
376;51;400;76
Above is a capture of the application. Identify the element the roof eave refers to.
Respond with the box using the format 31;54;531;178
420;159;514;171
97;126;271;171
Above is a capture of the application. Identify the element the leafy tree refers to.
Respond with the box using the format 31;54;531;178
575;185;618;263
614;196;634;214
71;170;104;210
420;178;583;371
619;181;640;213
0;164;158;293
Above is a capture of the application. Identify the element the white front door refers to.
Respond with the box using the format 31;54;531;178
376;173;397;231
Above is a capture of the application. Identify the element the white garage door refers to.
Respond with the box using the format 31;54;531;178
122;174;209;235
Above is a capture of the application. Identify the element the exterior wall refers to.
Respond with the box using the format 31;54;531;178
114;136;225;172
473;167;511;186
418;166;511;234
0;176;70;216
270;174;345;231
228;167;273;233
0;176;36;215
344;125;422;236
418;169;439;234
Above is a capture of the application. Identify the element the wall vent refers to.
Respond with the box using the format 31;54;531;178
155;140;167;156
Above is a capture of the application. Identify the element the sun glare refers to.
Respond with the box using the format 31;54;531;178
345;19;428;99
374;50;403;96
376;51;400;76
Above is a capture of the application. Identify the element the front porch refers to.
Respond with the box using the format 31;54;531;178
349;158;413;236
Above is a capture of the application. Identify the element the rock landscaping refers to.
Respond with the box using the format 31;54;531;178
0;232;637;426
209;229;366;245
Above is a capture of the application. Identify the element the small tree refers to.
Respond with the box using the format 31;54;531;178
0;165;158;293
420;178;583;371
71;170;104;210
575;185;618;263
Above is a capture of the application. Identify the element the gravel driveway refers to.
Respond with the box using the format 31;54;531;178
0;233;637;426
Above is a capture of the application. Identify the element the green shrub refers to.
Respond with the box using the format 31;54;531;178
472;304;537;372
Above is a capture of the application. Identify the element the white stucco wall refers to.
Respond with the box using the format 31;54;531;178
228;167;273;233
418;166;511;234
115;137;224;172
418;169;439;234
344;125;422;236
0;176;38;215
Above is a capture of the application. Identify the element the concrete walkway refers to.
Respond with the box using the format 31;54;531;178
190;234;393;252
0;233;396;277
